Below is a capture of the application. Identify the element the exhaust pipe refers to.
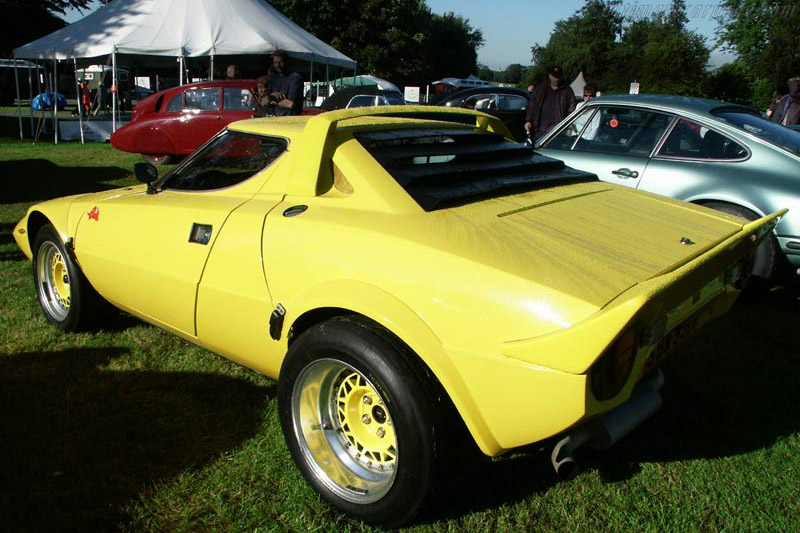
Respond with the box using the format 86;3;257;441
551;370;664;479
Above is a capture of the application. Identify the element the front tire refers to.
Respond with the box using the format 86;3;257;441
278;317;438;527
32;224;102;332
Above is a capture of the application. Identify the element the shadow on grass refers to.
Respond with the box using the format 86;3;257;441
592;284;800;477
0;347;274;532
0;159;131;204
423;284;800;521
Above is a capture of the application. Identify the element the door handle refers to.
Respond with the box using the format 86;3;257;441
611;168;639;179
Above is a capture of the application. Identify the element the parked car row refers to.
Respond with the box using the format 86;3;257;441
111;79;409;163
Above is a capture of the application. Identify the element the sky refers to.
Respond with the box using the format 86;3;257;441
65;0;735;70
425;0;734;69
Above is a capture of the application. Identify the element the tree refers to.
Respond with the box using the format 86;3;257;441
422;12;483;82
716;0;800;94
614;0;710;94
1;0;107;57
703;60;754;105
269;0;483;86
531;0;710;95
530;0;623;90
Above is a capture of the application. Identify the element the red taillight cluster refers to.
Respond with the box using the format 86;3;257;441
591;328;637;401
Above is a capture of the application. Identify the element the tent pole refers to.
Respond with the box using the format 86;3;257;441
112;48;117;132
13;56;23;140
179;56;184;86
28;65;34;137
74;57;84;144
210;51;214;80
53;57;58;144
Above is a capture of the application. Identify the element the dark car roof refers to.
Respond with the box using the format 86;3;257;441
435;86;529;106
320;86;403;111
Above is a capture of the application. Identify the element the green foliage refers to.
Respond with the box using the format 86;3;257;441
703;61;754;105
615;1;710;95
268;0;482;86
422;12;484;81
0;0;93;15
531;0;623;90
477;64;496;82
716;0;800;92
531;0;710;96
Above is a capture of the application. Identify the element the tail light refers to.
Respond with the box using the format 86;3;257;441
591;328;637;401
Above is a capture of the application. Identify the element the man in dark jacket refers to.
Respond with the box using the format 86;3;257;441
771;75;800;126
524;66;576;139
265;50;304;116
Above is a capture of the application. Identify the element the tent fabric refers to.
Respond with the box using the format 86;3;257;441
570;71;587;99
13;0;356;68
332;75;400;93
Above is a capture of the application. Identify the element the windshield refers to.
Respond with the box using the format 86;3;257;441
161;131;286;191
712;108;800;157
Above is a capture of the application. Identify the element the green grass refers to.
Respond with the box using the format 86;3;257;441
1;140;799;531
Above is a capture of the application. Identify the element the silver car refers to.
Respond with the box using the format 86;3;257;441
536;94;800;279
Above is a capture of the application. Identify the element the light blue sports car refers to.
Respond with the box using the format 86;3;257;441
536;94;800;280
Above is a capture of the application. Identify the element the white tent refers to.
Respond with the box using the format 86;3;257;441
570;71;587;99
13;0;356;68
12;0;356;142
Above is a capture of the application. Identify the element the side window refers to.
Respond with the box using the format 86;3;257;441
223;87;253;110
573;107;671;156
542;107;596;150
497;94;528;111
184;88;220;111
463;94;494;110
163;132;287;191
347;95;379;108
657;119;747;160
166;93;182;112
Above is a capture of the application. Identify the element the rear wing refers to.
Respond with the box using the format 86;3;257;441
288;105;513;196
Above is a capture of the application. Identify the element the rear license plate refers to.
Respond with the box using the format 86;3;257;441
644;313;701;372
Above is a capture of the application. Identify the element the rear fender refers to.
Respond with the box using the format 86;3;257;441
283;278;502;455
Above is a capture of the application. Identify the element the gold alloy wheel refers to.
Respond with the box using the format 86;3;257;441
292;358;398;504
36;241;71;321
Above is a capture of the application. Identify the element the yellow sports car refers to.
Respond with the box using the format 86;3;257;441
13;107;784;527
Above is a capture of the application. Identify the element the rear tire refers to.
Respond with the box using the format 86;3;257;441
32;224;104;332
703;201;777;280
277;317;440;528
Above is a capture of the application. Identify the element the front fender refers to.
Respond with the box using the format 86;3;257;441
14;196;85;260
284;278;503;455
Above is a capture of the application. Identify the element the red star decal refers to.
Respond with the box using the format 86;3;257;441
88;206;100;221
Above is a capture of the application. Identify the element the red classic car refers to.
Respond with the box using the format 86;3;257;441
111;79;259;164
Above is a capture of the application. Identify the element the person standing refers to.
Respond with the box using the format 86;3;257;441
576;84;597;110
771;75;800;126
266;50;304;116
524;66;575;139
226;64;240;79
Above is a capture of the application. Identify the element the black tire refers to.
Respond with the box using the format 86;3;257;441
277;317;440;528
703;201;777;280
32;224;103;332
142;153;173;166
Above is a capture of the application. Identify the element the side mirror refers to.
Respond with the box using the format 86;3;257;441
134;162;159;194
134;162;158;184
